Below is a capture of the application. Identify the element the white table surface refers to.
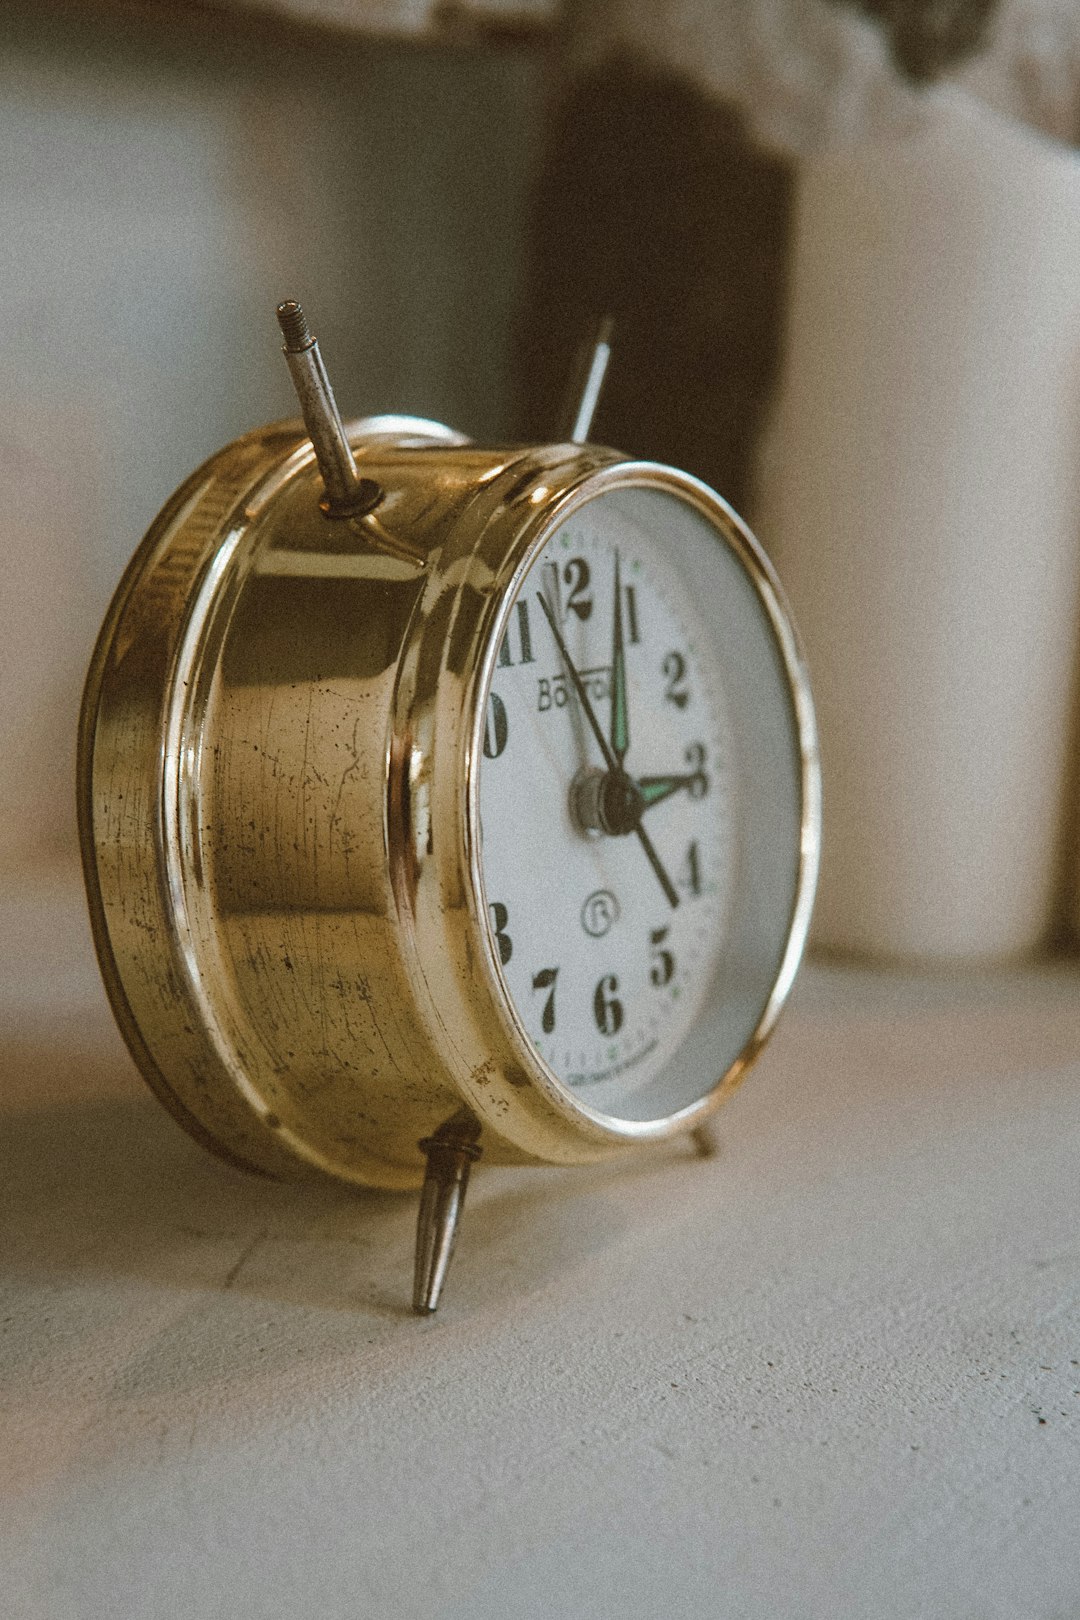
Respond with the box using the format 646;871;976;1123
3;870;1079;1619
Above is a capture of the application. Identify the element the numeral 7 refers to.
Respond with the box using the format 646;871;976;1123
532;966;559;1033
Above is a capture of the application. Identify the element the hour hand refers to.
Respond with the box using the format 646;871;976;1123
636;773;702;811
610;552;629;767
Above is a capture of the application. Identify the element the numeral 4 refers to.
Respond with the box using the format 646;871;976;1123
679;840;701;897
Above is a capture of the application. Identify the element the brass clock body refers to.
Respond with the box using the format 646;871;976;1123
78;311;820;1308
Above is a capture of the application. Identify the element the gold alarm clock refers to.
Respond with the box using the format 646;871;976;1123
78;303;820;1313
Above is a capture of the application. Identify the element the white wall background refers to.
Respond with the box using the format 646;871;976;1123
0;4;542;871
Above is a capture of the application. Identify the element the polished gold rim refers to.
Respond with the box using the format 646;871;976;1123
392;455;821;1162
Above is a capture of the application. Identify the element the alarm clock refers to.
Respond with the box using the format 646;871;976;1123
78;303;820;1313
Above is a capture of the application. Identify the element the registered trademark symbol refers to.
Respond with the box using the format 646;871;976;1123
581;889;620;939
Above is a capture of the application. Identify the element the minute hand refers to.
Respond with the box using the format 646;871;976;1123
610;551;629;765
536;591;618;773
536;593;679;910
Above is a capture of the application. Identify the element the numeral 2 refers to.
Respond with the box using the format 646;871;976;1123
663;650;689;709
563;557;593;622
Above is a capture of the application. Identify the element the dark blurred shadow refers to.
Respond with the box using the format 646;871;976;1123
1;1032;700;1393
517;53;793;516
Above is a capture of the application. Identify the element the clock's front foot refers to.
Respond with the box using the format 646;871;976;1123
412;1109;483;1314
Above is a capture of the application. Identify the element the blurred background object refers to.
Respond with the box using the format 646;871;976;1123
760;94;1080;962
7;13;1080;1612
6;0;1080;963
520;0;1080;500
516;53;792;518
521;0;1080;964
0;0;542;874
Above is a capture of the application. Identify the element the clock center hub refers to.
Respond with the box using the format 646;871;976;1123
570;766;644;837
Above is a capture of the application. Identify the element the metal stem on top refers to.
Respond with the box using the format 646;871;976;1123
276;299;382;520
560;315;615;444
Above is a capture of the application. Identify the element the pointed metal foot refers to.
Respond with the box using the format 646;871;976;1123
413;1110;482;1315
690;1123;719;1159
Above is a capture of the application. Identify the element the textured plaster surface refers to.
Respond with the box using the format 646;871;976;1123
3;872;1080;1618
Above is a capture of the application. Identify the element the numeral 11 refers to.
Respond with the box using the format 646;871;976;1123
499;599;535;667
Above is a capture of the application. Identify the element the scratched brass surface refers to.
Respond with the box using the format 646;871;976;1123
79;418;819;1190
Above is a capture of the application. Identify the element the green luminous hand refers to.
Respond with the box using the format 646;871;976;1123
636;774;703;810
610;551;629;767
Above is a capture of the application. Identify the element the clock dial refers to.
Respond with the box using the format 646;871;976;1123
478;486;739;1117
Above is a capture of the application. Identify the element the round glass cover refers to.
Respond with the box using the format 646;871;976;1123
477;481;806;1124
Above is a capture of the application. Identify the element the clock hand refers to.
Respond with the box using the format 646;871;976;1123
627;808;681;908
537;590;618;771
543;564;591;774
610;551;629;766
536;593;679;910
636;773;702;810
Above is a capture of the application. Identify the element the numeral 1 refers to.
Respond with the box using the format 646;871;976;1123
625;583;641;645
684;741;709;799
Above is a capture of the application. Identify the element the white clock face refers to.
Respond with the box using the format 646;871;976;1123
477;485;741;1117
